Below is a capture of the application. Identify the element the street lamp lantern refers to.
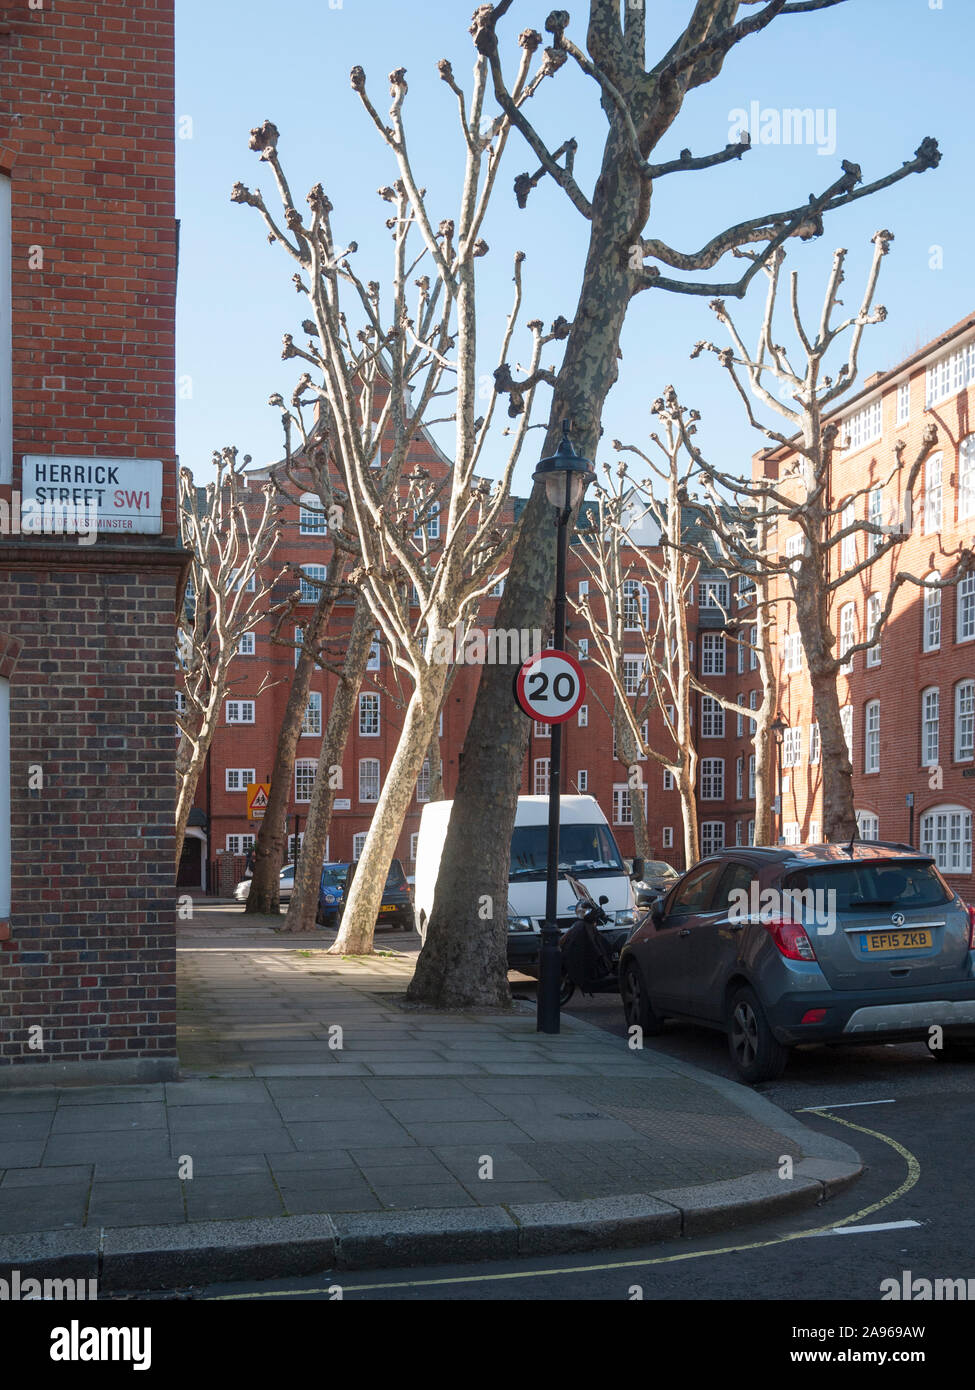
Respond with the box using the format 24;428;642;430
532;420;595;1034
533;420;596;514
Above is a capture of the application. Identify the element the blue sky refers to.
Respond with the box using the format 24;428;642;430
175;0;973;493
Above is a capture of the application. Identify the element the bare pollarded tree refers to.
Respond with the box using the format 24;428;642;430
423;0;942;1006
685;235;974;840
235;51;555;960
175;450;280;864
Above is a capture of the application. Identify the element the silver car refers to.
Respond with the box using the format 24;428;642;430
234;864;295;904
619;842;975;1083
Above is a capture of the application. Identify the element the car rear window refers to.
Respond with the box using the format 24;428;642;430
784;860;952;911
385;861;408;890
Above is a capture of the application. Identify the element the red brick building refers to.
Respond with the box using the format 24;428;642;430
764;312;975;902
0;1;184;1082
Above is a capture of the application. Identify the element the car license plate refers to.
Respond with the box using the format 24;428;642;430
863;929;932;952
380;904;396;912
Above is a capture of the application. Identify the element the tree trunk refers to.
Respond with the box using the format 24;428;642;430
810;666;856;843
678;769;699;870
328;671;445;955
245;574;341;914
753;599;777;846
175;738;204;867
411;118;645;1006
281;593;375;933
426;728;444;803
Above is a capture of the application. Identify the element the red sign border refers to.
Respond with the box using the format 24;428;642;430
515;648;587;725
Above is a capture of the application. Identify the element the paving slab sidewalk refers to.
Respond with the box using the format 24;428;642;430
0;907;862;1289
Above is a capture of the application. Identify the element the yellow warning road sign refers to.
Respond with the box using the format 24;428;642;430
247;782;271;820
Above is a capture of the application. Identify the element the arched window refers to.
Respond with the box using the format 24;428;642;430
622;579;649;631
855;810;879;841
839;602;856;672
920;805;972;874
299;492;327;535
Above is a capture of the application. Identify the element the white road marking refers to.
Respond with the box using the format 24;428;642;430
797;1099;895;1111
831;1220;921;1233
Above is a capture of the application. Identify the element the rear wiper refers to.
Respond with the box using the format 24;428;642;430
849;897;896;908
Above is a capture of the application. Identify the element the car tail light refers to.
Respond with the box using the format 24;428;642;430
763;917;817;962
801;1009;827;1024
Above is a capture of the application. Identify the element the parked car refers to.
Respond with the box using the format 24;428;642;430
619;841;975;1084
632;860;682;909
316;858;415;932
234;863;295;904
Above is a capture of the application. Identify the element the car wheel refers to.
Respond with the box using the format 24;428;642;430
559;974;576;1006
727;986;789;1084
929;1038;975;1062
620;960;664;1036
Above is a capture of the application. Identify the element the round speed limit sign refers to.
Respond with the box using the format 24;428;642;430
514;648;587;724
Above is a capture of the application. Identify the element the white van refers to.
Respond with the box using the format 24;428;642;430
414;795;640;971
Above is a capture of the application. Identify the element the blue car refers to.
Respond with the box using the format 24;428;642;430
315;859;415;932
315;863;349;928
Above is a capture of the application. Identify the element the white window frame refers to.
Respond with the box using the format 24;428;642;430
416;757;431;803
749;625;758;671
955;680;975;763
301;691;322;737
225;768;255;793
959;435;975;523
359;692;380;737
577;638;589;661
866;592;882;667
809;722;820;765
577;769;588;792
299;492;327;535
612;783;647;826
844;399;882;451
920;805;972;875
535;721;551;738
922;687;940;768
226;699;255;724
352;832;368;861
925;341;975;409
238;630;255;657
700;758;724;801
577;704;589;728
864;699;880;774
295;758;317;803
226;834;256;855
840;501;856;571
701;695;725;739
662;826;673;849
367;633;381;671
782;726;801;769
897;380;910;425
623;655;646;696
958;573;975;644
839;602;855;674
410;832;419;862
735;756;743;801
622;580;649;631
924;452;943;535
359;757;381;803
534;758;550;796
299;564;328;604
923;575;941;652
748;753;756;799
701;633;726;677
868;487;884;557
294;626;303;669
701;821;725;857
841;704;853;762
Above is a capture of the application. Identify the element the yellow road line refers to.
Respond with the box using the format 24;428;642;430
212;1108;921;1299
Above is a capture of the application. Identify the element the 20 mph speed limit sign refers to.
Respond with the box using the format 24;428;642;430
514;649;587;724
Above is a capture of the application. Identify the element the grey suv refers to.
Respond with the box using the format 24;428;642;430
619;842;975;1083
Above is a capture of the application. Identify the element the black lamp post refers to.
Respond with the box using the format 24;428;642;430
532;421;595;1034
770;715;787;845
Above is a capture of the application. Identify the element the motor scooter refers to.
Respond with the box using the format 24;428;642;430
558;872;633;1006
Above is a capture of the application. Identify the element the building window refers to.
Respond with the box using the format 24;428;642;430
925;340;975;408
868;486;884;556
299;492;327;535
809;820;820;843
613;784;647;826
735;821;743;846
662;827;673;849
301;691;322;736
663;769;674;791
623;656;646;696
747;819;755;846
736;756;743;801
698;577;730;611
782;727;801;768
924;452;943;534
700;758;724;800
359;693;380;737
701;633;726;676
749;625;758;671
736;694;744;738
226;699;255;724
409;832;419;862
844;399;882;451
783;631;802;674
737;635;746;674
839;603;855;674
783;822;801;846
287;832;304;861
958;573;975;644
427;500;441;540
577;638;589;661
920;805;973;874
578;580;589;598
841;704;853;761
864;700;880;774
359;758;381;803
352;832;368;861
701;696;724;739
295;759;317;802
748;753;756;799
923;575;941;651
866;592;882;667
785;533;804;570
922;687;940;767
294;627;303;668
175;690;187;716
226;834;256;855
367;633;381;671
534;758;550;796
955;680;975;762
749;689;758;735
701;821;725;856
0;176;11;484
238;631;255;656
809;722;820;765
840;501;856;571
416;757;431;803
299;564;328;603
226;768;255;793
578;704;588;728
959;436;975;523
577;770;588;792
897;380;910;425
623;580;649;630
535;721;550;738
